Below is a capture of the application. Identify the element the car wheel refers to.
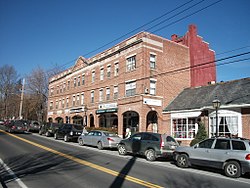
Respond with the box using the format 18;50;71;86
176;154;189;168
145;149;156;161
224;161;241;178
54;133;58;140
64;135;69;142
78;138;84;146
118;144;127;155
97;141;103;150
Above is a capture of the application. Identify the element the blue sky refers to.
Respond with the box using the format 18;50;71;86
0;0;249;82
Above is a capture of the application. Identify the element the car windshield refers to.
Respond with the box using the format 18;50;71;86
103;132;118;137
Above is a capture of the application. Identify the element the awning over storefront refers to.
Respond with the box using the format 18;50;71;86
171;111;201;118
96;108;118;114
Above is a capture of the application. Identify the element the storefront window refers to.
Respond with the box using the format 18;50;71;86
172;118;197;139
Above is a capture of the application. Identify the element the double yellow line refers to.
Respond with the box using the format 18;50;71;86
1;130;163;188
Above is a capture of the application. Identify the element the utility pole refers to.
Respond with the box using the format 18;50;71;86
19;78;25;119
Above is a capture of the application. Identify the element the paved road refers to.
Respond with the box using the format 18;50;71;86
0;129;250;188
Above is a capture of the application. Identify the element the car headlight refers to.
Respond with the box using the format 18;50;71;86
70;131;73;136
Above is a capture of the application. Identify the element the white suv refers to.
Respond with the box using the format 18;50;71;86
174;137;250;178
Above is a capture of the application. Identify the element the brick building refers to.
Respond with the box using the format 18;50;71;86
47;24;216;138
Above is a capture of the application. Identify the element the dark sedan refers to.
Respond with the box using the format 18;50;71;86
5;120;28;133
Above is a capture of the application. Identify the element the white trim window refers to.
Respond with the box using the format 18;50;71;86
100;68;104;81
172;118;197;139
50;101;53;110
78;76;80;86
150;54;156;69
72;95;76;106
62;98;65;108
82;74;85;85
125;80;136;97
74;77;76;87
66;97;69;108
107;65;111;78
150;79;156;95
106;87;110;100
114;85;118;100
81;93;84;105
126;56;136;72
209;110;241;137
114;62;119;76
99;89;104;102
92;71;95;83
76;94;80;106
91;91;95;103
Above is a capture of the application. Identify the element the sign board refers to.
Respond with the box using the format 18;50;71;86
143;98;162;106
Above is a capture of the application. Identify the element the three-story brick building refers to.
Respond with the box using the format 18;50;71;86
47;24;216;138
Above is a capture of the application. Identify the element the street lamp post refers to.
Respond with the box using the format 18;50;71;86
212;99;221;137
83;105;88;127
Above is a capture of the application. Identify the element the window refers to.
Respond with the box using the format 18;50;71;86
198;139;214;149
81;93;84;105
114;62;119;76
67;80;70;90
107;65;111;78
125;81;136;97
114;85;118;100
59;100;61;109
72;95;75;106
150;79;156;95
50;87;54;96
50;102;53;110
78;76;80;86
172;118;197;139
100;68;104;81
92;71;95;82
56;100;58;109
232;140;246;150
63;83;66;92
99;89;104;102
126;56;136;71
60;85;62;93
210;110;240;137
66;97;69;108
106;87;110;100
150;54;156;69
214;139;230;150
74;77;76;87
62;99;65;108
82;74;85;85
57;86;59;94
76;94;80;106
91;91;94;103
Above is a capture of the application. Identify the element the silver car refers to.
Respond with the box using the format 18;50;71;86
78;130;122;150
174;137;250;178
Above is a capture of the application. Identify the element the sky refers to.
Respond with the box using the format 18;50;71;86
0;0;250;82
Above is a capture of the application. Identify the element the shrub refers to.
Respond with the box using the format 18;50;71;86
190;122;208;146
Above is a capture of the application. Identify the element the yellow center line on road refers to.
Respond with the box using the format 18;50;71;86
1;130;164;188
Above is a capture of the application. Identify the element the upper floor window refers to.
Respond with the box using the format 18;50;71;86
99;89;104;102
74;77;76;87
50;102;53;110
62;98;65;108
66;97;69;108
150;79;156;95
82;74;85;85
126;56;136;72
100;68;104;81
50;87;54;96
92;71;95;83
56;100;58;109
67;80;70;90
107;65;111;78
57;86;59;94
125;80;136;97
114;62;119;76
81;93;84;105
114;85;118;100
91;91;95;103
106;87;110;100
78;76;80;86
63;83;66;92
150;54;156;69
72;95;76;106
76;94;80;106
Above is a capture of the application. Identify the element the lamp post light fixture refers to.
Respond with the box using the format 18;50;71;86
212;99;221;137
83;105;88;127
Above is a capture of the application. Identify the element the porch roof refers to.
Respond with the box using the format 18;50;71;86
164;77;250;112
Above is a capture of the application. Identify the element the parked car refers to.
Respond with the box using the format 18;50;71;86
54;123;83;142
5;120;28;133
78;130;122;150
174;137;250;178
117;132;179;161
39;122;62;137
27;120;41;132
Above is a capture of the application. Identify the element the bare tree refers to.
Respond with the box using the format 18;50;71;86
0;65;19;119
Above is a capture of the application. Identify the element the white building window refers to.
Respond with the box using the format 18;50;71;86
114;85;118;100
72;95;76;106
209;110;241;137
76;94;80;106
91;91;95;103
125;81;136;97
99;89;104;102
126;56;136;72
62;98;65;108
106;87;110;100
150;79;156;95
100;68;104;81
74;77;76;87
114;62;119;76
50;101;53;110
82;74;85;85
150;54;156;69
172;118;197;139
78;76;80;86
81;93;84;105
107;65;111;78
92;71;95;83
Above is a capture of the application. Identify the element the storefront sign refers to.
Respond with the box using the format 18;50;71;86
143;98;162;106
98;103;117;109
70;107;84;113
96;108;117;114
